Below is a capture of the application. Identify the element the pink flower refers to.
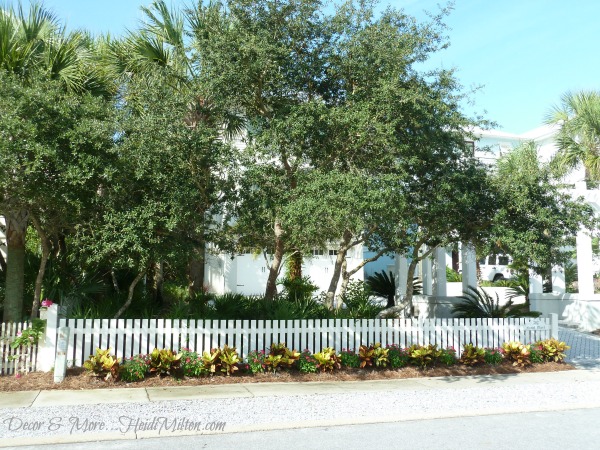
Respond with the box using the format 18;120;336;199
41;299;53;307
15;373;21;379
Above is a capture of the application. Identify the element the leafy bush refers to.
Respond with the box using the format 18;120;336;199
340;349;360;368
408;344;442;369
451;286;541;318
501;341;531;367
484;348;504;365
297;350;318;373
446;267;462;282
219;345;240;376
387;345;410;368
438;347;458;366
358;344;375;368
149;348;182;377
340;281;385;318
536;338;570;362
247;350;266;374
180;349;207;377
530;346;544;364
269;343;301;369
372;343;390;368
312;347;341;372
201;348;222;374
460;344;485;366
120;355;149;382
83;348;120;380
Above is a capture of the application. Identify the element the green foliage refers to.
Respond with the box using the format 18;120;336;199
340;350;361;369
219;345;240;376
120;356;149;382
408;344;442;369
279;275;319;302
246;350;266;374
149;348;182;377
459;344;485;366
535;338;570;363
446;267;462;282
501;341;531;367
387;345;410;369
312;347;341;372
438;347;458;366
83;348;120;381
452;286;541;318
484;348;504;365
341;281;385;319
268;343;301;369
530;347;544;364
179;350;208;377
297;350;318;374
366;271;396;308
9;320;46;349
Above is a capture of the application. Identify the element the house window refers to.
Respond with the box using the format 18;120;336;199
329;249;338;256
312;249;324;256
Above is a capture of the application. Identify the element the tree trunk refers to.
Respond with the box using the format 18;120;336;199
325;230;353;309
30;215;50;320
405;258;419;318
338;257;349;300
152;261;164;305
3;210;29;322
288;250;302;280
114;270;145;319
265;220;285;301
188;245;206;299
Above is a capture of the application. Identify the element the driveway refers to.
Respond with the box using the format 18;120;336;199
559;324;600;369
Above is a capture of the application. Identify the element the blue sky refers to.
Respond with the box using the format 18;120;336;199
25;0;600;133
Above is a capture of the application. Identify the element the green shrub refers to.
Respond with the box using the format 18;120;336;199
372;343;389;368
340;349;360;368
180;349;207;377
297;350;318;373
438;347;458;366
201;348;222;374
387;345;410;368
120;355;149;382
484;348;504;365
408;344;442;369
247;350;266;374
451;286;541;318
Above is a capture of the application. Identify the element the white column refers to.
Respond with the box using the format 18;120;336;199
422;248;433;296
551;265;565;294
395;254;408;297
461;242;477;294
577;230;594;296
433;247;447;297
529;270;543;294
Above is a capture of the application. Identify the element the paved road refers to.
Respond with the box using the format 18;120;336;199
5;407;600;450
559;325;600;368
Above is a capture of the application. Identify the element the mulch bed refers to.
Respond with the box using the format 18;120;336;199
0;362;575;392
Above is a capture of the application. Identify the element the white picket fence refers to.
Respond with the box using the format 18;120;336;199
56;315;556;368
0;321;39;375
5;305;558;371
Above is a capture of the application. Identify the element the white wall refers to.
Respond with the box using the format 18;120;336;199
530;293;600;332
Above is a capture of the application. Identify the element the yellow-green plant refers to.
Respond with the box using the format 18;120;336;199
219;345;240;376
268;343;300;369
372;343;389;368
83;348;120;381
201;348;222;373
501;341;531;367
149;348;182;376
312;347;341;372
408;344;442;369
460;344;485;366
264;354;283;373
536;338;570;363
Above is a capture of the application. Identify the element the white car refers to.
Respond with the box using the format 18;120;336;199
478;255;513;282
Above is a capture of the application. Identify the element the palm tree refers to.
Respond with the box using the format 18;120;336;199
546;90;600;182
0;2;113;321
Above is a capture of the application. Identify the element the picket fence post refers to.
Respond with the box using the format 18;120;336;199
37;304;59;372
